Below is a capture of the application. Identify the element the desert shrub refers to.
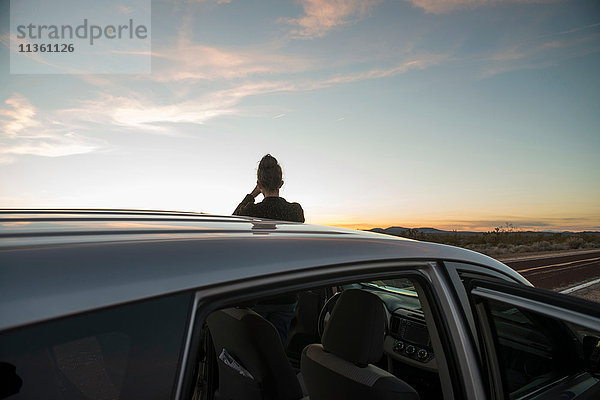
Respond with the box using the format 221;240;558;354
515;245;531;253
566;237;585;249
372;225;600;256
530;241;552;252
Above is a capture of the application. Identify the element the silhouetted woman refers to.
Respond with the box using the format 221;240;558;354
233;154;304;343
234;154;304;223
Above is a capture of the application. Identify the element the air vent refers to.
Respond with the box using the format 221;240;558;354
403;313;425;324
390;316;401;335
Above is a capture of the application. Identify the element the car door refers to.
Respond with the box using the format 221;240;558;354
467;279;600;400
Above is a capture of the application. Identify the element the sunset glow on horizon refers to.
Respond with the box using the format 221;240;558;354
1;0;599;232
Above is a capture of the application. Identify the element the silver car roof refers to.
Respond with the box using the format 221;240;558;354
0;209;527;331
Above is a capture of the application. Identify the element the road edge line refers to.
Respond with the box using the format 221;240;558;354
559;278;600;295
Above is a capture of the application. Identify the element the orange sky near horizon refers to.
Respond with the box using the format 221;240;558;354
322;216;600;232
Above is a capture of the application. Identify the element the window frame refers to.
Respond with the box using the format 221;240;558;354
176;259;484;400
467;279;600;400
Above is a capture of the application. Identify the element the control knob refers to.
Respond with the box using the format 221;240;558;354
393;341;405;353
417;348;429;361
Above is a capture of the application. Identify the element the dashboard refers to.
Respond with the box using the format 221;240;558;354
363;287;438;372
385;308;437;372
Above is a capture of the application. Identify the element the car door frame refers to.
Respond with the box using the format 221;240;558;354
467;279;600;399
175;259;487;400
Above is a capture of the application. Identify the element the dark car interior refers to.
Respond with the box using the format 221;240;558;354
479;297;600;399
461;275;600;400
193;277;444;400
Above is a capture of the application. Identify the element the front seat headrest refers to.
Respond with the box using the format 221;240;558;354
322;289;386;366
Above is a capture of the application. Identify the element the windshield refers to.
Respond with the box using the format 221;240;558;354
364;279;418;295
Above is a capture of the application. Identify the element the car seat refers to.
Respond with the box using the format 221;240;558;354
301;289;419;400
207;307;305;400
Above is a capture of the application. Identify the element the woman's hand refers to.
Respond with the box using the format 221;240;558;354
250;184;261;198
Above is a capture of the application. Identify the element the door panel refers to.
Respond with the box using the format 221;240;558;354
468;280;600;400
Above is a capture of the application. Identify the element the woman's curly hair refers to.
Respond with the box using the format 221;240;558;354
257;154;282;191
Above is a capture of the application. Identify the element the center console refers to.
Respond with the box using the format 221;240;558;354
384;309;437;372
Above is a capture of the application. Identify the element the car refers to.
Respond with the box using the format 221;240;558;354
1;209;599;400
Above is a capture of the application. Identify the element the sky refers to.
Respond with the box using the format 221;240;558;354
0;0;599;231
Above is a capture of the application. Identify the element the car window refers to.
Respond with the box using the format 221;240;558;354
0;292;192;400
197;274;449;400
475;296;598;399
486;301;560;395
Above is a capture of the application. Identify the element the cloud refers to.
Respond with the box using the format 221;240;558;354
0;95;40;138
404;0;559;14
1;8;448;144
54;53;442;132
144;10;314;83
317;55;446;85
152;42;312;82
188;0;231;3
285;0;381;38
59;81;293;131
0;94;104;162
487;46;525;62
4;133;102;158
282;0;561;28
557;22;600;35
480;31;599;78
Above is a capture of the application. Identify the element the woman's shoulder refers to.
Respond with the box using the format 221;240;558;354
280;197;302;208
283;199;304;222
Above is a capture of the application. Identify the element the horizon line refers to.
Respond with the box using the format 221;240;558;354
324;223;600;233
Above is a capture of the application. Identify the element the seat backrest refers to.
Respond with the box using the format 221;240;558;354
300;289;420;400
285;289;326;362
207;307;303;400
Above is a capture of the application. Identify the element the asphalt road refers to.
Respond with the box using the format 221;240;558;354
502;250;600;294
